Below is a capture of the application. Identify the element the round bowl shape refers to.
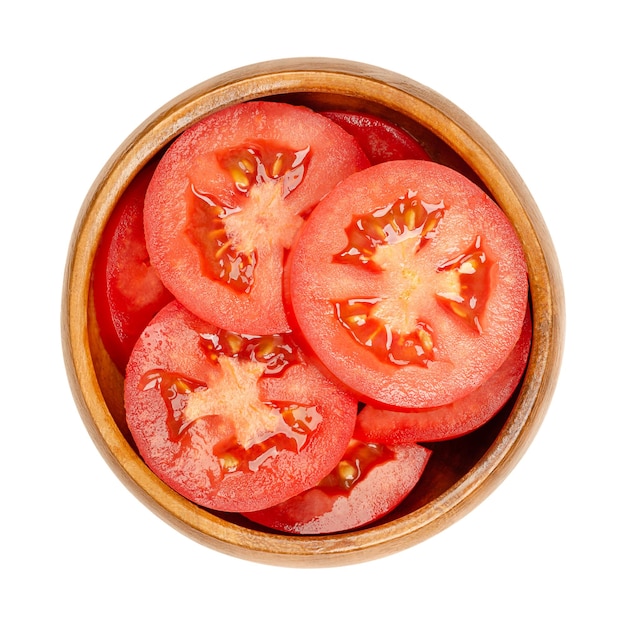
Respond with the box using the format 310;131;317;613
62;58;565;567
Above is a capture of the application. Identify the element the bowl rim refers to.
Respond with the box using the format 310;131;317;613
62;57;565;567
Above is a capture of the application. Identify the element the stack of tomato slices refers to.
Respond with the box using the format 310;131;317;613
93;100;530;535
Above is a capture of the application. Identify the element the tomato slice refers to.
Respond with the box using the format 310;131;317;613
143;101;370;336
92;158;174;372
284;159;529;409
354;306;532;443
124;300;358;512
320;110;431;164
244;440;431;534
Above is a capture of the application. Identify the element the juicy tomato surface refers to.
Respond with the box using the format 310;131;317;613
354;306;532;443
244;440;431;534
124;300;358;513
320;110;431;164
284;159;529;410
92;158;173;372
143;101;370;336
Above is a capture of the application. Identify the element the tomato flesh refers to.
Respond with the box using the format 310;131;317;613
107;103;531;532
354;306;532;443
185;143;312;294
143;101;370;335
124;301;358;512
92;158;173;371
284;159;529;409
244;440;431;534
320;110;431;164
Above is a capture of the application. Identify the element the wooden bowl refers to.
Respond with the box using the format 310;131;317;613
62;58;565;567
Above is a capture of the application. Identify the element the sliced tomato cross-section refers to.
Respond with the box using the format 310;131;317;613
319;110;431;164
354;306;532;443
124;300;358;513
244;440;431;534
92;158;173;372
143;101;370;336
284;159;529;410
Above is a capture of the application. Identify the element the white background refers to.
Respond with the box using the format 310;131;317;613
2;1;623;624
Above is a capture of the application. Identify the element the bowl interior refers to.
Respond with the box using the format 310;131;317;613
63;59;564;567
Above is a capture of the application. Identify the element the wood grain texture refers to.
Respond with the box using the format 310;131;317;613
61;58;565;567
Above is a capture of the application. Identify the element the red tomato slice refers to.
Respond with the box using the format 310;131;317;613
92;158;174;372
354;306;532;443
244;440;431;534
124;300;358;513
284;160;529;410
320;110;431;164
143;101;370;336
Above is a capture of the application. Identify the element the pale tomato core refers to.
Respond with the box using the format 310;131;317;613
183;356;278;448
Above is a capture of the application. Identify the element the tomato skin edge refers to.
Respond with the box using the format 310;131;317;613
319;110;432;164
243;442;431;534
354;305;532;443
283;159;529;410
92;158;173;372
142;100;371;337
124;300;359;513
